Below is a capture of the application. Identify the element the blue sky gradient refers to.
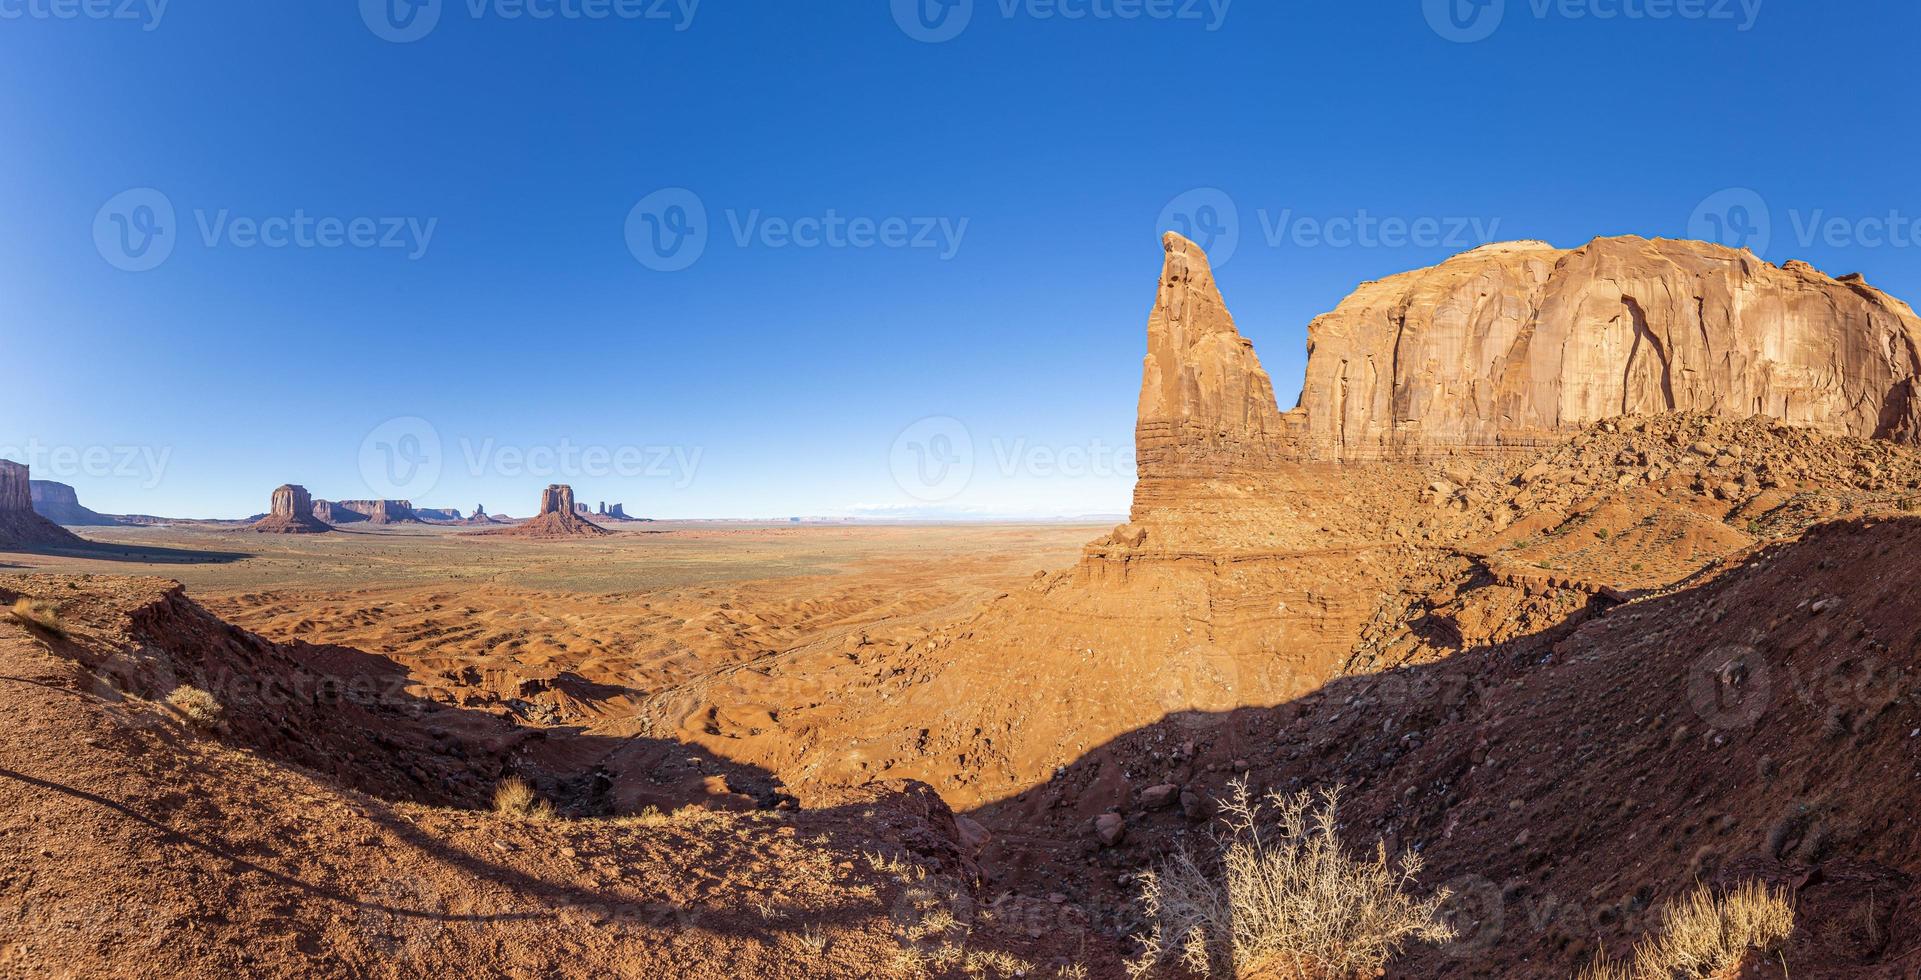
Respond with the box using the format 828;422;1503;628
4;1;1918;519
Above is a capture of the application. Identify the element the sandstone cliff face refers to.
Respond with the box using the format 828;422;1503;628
329;499;421;525
1294;236;1921;459
0;462;83;549
29;481;118;526
253;485;331;534
1134;232;1297;480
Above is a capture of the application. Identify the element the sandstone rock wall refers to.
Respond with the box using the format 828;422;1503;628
254;485;331;534
330;500;420;524
1134;233;1299;481
1294;236;1921;459
0;461;83;549
0;461;31;515
30;481;118;526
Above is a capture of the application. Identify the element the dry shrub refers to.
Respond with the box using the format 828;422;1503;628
1577;880;1794;980
9;598;63;634
165;685;224;727
1129;779;1454;979
492;776;556;820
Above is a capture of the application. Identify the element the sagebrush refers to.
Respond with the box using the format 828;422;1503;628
8;598;62;634
1578;880;1794;980
165;685;224;727
1129;779;1455;979
492;776;556;820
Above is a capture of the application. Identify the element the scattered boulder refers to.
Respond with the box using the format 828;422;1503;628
1138;784;1180;810
1093;812;1125;847
252;485;331;534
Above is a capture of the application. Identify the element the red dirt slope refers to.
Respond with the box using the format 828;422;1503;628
979;517;1921;977
0;576;1098;978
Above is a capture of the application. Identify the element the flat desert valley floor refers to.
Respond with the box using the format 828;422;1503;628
5;521;1101;702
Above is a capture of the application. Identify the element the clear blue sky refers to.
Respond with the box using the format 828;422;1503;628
5;1;1918;519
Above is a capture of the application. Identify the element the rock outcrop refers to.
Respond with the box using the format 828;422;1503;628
1135;232;1299;481
1291;236;1921;460
414;508;462;523
252;485;331;534
309;500;366;524
324;500;422;525
0;461;82;549
29;481;118;526
480;485;609;539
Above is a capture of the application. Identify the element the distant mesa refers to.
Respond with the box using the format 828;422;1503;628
596;501;632;521
252;484;332;534
0;461;83;549
309;499;366;524
313;499;424;525
479;484;610;538
458;504;512;526
414;507;463;523
29;480;123;527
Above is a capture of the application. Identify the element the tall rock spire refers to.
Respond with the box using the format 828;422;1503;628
1134;232;1296;480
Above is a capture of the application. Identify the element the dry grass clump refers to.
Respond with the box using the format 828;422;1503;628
9;598;63;634
1577;880;1794;980
165;685;224;727
1129;780;1454;979
492;776;556;820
